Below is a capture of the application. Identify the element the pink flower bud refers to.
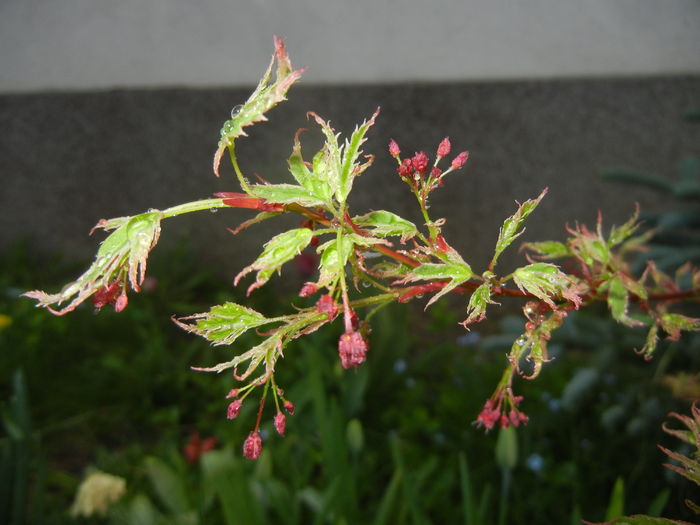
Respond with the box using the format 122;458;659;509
227;399;243;419
499;415;510;429
274;412;286;436
398;158;413;177
451;151;469;170
114;292;128;313
412;152;429;172
317;294;338;320
437;137;451;158
283;400;295;415
242;431;262;460
430;166;442;180
338;331;368;369
299;282;318;298
389;139;400;157
225;388;239;399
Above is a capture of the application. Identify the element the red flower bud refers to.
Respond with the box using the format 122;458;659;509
283;400;295;415
114;292;128;313
93;281;121;310
338;331;368;369
412;152;429;172
451;151;469;170
299;282;318;298
227;399;243;419
226;388;239;399
430;166;442;180
274;412;286;436
389;139;400;157
242;431;262;460
317;294;339;320
437;137;451;158
398;158;413;177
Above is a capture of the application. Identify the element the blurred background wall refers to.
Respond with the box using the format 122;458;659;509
1;0;699;277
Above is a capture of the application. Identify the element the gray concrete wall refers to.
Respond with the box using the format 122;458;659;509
2;0;699;92
2;77;698;283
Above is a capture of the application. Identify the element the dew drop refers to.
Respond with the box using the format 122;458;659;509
210;208;218;213
230;104;244;118
361;281;371;288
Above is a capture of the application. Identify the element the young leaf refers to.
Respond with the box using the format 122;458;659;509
511;263;581;309
637;324;659;360
174;302;272;346
461;283;495;326
659;313;700;341
214;37;304;176
608;206;641;247
491;188;548;267
235;228;314;294
521;240;571;260
603;276;643;327
338;108;380;203
24;211;162;315
399;262;473;308
353;210;418;242
249;183;327;208
316;236;353;289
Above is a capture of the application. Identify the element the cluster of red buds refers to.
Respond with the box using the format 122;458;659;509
475;389;528;431
224;385;295;459
92;280;128;313
389;137;469;193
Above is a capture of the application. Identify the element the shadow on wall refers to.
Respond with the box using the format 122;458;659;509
1;77;699;278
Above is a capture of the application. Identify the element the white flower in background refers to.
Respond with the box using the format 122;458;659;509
70;470;126;518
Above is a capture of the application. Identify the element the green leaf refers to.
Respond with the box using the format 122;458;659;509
400;262;473;308
338;108;380;203
609;208;641;247
659;313;700;341
637;324;659;360
491;188;548;267
522;240;570;259
605;477;625;520
24;211;162;315
316;236;353;288
287;133;334;206
604;276;643;327
462;283;494;326
353;210;418;242
235;228;314;294
214;37;304;175
249;184;326;208
144;457;191;514
495;426;518;471
601;169;673;193
174;302;272;346
308;113;343;202
512;263;580;309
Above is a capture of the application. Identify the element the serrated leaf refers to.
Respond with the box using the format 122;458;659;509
235;228;314;294
316;236;353;288
190;336;277;377
174;302;272;346
400;262;473;308
462;284;495;326
609;207;641;247
522;240;570;260
353;210;418;242
604;276;643;327
249;184;326;208
659;313;700;341
214;37;304;176
338;108;379;203
308;113;343;201
512;263;580;309
491;188;548;267
24;211;162;315
637;324;659;360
